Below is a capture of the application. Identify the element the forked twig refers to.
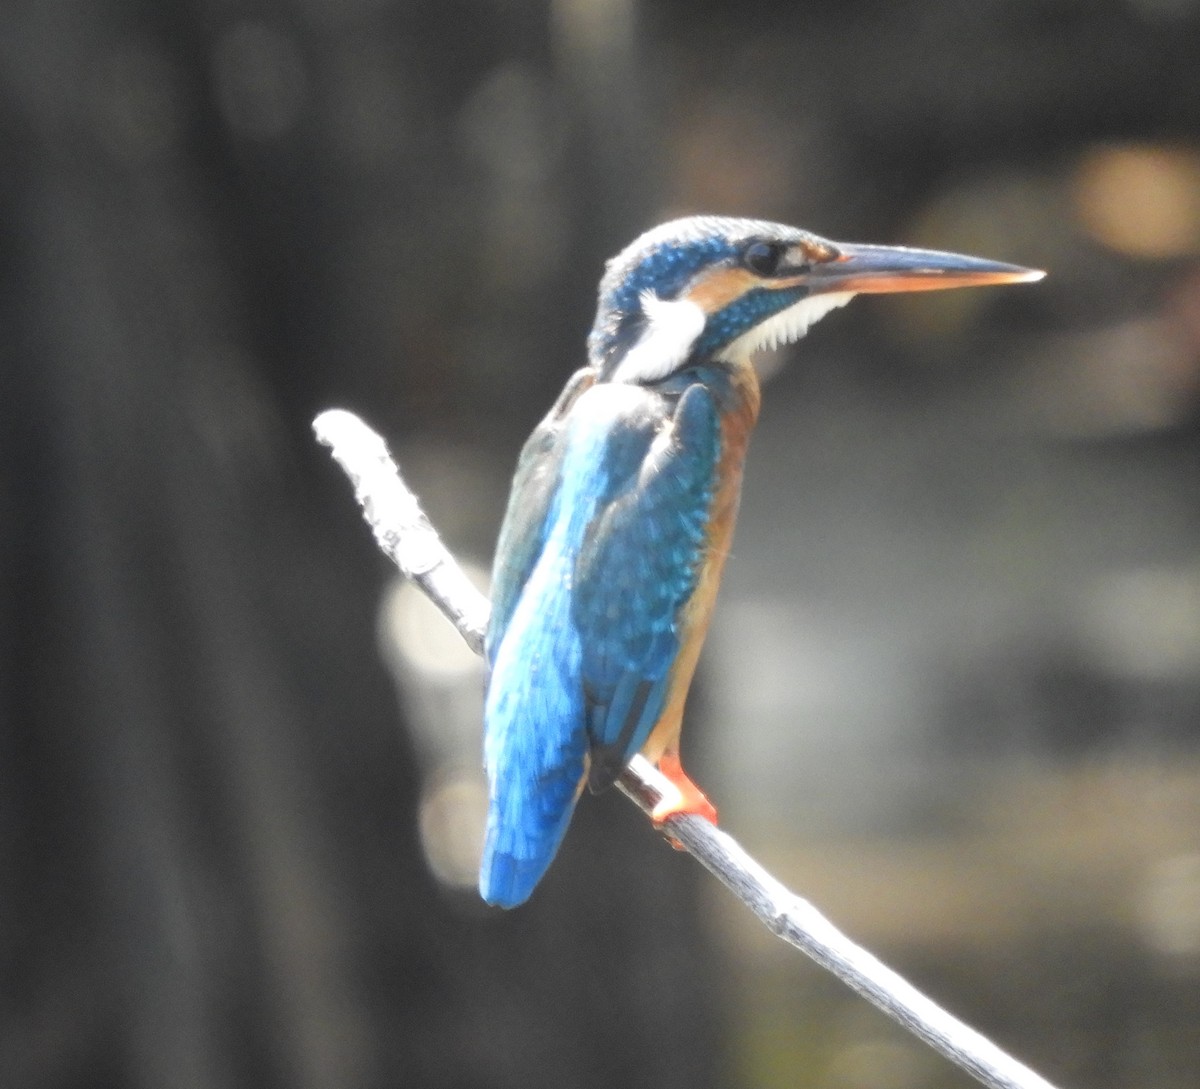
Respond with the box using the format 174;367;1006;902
314;407;1062;1089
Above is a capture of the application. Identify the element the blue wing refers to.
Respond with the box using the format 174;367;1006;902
487;367;595;654
480;380;720;907
574;384;720;787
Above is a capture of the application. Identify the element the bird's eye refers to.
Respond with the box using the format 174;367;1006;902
743;241;783;276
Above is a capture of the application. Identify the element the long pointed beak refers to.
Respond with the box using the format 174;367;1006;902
806;241;1045;295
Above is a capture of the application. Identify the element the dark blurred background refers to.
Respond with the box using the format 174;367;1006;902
4;1;1200;1087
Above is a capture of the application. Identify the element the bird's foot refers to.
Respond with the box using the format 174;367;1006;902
651;753;717;849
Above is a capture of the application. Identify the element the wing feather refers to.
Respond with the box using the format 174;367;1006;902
574;383;721;788
486;367;596;660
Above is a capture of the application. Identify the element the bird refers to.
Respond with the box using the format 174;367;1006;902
480;215;1043;908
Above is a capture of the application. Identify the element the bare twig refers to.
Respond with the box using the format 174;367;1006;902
315;410;489;655
314;408;1063;1089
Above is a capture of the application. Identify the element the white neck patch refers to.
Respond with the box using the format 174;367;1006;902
724;291;855;361
611;292;706;384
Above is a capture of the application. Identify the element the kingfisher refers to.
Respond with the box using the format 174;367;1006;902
481;215;1042;907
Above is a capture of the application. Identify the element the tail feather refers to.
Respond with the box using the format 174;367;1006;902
479;762;582;908
479;852;543;910
481;515;589;907
479;814;572;908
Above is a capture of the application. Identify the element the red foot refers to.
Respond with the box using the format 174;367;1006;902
651;753;718;848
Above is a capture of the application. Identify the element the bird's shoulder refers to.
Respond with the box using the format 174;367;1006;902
487;369;722;658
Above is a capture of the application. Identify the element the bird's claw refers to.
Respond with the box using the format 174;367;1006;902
651;753;718;848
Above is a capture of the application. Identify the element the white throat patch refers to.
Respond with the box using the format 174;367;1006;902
611;292;706;384
724;291;855;361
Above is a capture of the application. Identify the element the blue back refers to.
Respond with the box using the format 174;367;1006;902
481;378;719;907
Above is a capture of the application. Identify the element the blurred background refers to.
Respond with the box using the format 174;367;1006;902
3;1;1200;1087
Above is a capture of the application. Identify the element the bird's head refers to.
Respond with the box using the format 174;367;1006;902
587;215;1043;383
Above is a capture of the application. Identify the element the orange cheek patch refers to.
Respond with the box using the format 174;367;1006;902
685;266;807;312
684;267;758;312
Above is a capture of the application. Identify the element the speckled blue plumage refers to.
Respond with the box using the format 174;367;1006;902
480;379;719;908
693;285;808;359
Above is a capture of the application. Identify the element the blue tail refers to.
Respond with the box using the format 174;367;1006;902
480;537;590;907
479;757;583;908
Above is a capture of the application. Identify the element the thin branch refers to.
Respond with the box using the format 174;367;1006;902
315;410;489;656
314;408;1063;1089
